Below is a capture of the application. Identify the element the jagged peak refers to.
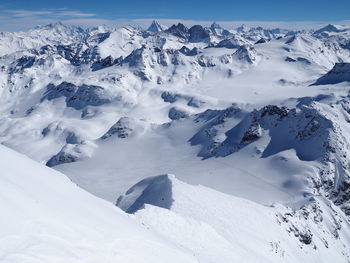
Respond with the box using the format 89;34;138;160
147;20;167;32
168;22;188;31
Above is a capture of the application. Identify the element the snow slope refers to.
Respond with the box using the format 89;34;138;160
0;145;197;263
117;174;350;263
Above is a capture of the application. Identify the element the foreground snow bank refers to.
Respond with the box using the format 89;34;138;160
0;146;196;263
118;174;350;263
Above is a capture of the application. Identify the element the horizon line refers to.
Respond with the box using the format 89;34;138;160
1;17;350;32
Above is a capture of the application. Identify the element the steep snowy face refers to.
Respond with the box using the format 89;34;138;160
312;63;350;85
118;174;350;263
0;145;197;263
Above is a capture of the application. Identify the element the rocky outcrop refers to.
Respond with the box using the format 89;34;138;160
233;45;259;63
168;107;189;120
42;82;111;110
101;117;136;139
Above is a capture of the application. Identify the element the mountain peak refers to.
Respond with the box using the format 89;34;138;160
34;21;85;34
147;20;167;32
315;24;350;34
210;22;222;30
40;21;66;29
165;23;189;38
237;24;250;33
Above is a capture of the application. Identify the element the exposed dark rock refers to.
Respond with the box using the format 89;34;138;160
91;55;122;71
101;117;134;139
234;45;258;63
42;82;110;110
168;107;189;120
165;23;189;39
188;25;210;42
255;38;268;44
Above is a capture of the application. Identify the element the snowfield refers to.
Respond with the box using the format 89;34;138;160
1;21;350;262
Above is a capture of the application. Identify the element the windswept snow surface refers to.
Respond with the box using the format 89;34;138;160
0;145;196;263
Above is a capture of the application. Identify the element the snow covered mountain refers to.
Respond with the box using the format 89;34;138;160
1;21;350;262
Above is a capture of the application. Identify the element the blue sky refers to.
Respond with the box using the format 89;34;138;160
0;0;349;31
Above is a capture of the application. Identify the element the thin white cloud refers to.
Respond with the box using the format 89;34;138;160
56;11;96;17
0;8;96;20
5;9;53;17
0;8;97;31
